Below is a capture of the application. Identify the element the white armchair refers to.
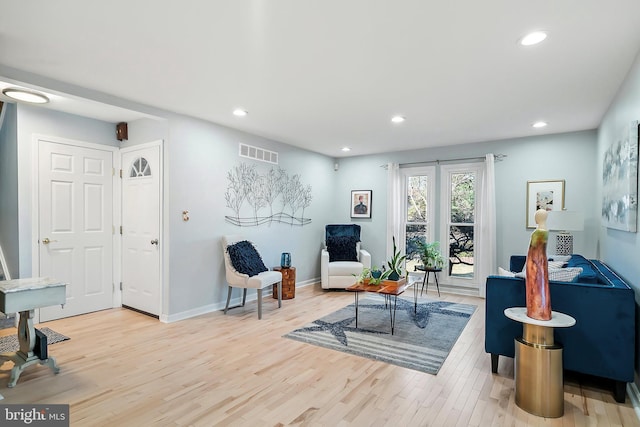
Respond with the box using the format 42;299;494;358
320;224;371;289
222;235;282;319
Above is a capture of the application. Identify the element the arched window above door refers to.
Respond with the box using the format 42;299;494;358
130;157;151;177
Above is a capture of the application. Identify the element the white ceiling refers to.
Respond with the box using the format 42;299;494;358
1;1;640;157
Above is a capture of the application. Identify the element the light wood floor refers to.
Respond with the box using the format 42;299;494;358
0;284;637;426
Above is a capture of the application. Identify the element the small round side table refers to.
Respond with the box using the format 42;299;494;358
273;266;296;300
414;265;442;297
504;307;575;418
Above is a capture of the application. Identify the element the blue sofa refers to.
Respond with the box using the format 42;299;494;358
485;254;635;403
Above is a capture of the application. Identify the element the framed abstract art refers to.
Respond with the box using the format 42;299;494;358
526;180;565;228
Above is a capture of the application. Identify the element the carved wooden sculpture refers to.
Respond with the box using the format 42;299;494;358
525;209;551;320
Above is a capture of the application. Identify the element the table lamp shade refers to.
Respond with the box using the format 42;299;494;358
547;211;584;232
546;211;584;255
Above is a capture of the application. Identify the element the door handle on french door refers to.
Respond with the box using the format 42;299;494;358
41;238;58;244
151;239;159;245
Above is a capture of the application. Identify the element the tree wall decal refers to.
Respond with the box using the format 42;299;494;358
224;162;313;227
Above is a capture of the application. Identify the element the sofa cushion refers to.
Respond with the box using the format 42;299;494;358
327;236;358;262
548;260;568;269
498;267;515;277
227;240;268;277
514;267;583;282
549;255;571;262
567;255;598;283
549;267;582;282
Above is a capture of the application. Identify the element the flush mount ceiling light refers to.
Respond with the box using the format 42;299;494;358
341;147;351;152
391;115;406;124
2;87;50;104
532;121;548;128
519;31;547;46
233;108;248;117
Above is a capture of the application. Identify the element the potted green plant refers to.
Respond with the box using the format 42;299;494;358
419;241;445;269
370;265;383;279
353;267;372;284
386;236;406;281
368;266;390;285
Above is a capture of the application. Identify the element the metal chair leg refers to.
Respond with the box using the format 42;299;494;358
257;288;263;319
277;282;282;308
242;288;247;306
224;286;233;314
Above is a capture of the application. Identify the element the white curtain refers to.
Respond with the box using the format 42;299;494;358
386;163;402;259
477;154;497;297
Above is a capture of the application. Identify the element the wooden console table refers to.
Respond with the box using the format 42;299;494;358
0;277;67;387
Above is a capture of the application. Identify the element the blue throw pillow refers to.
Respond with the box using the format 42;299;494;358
327;236;358;262
227;240;268;276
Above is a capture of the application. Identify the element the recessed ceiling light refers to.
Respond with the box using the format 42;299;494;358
391;115;405;124
519;31;547;46
341;147;351;152
532;121;548;128
233;108;248;117
2;87;50;104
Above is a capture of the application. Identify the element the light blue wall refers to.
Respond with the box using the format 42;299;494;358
123;117;169;148
597;50;640;384
16;104;120;277
335;130;599;272
0;103;19;277
6;97;337;319
165;114;336;315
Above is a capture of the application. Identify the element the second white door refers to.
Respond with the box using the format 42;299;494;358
121;143;161;316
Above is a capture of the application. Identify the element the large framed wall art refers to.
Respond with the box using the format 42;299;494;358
602;120;639;232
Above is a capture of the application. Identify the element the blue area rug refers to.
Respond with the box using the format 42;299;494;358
284;295;476;374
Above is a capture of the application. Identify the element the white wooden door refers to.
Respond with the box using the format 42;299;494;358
39;140;114;321
121;143;161;316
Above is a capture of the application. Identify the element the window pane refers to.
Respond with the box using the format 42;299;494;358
406;224;427;272
407;175;428;222
450;172;475;223
449;225;474;277
129;157;152;178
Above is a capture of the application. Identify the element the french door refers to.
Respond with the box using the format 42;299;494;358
439;163;481;289
401;166;435;273
399;162;483;291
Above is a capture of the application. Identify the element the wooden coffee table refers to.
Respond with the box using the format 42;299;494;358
346;278;417;335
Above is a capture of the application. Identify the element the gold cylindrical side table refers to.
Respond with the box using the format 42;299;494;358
504;308;576;418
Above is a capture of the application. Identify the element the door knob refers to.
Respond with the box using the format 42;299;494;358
42;238;57;244
151;239;159;245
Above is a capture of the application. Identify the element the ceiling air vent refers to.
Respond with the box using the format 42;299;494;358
239;143;278;164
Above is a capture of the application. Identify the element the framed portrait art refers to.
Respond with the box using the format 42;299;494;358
526;180;565;228
351;190;372;219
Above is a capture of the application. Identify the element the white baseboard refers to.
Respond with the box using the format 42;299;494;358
628;382;640;422
160;280;318;323
160;302;223;323
296;277;318;288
